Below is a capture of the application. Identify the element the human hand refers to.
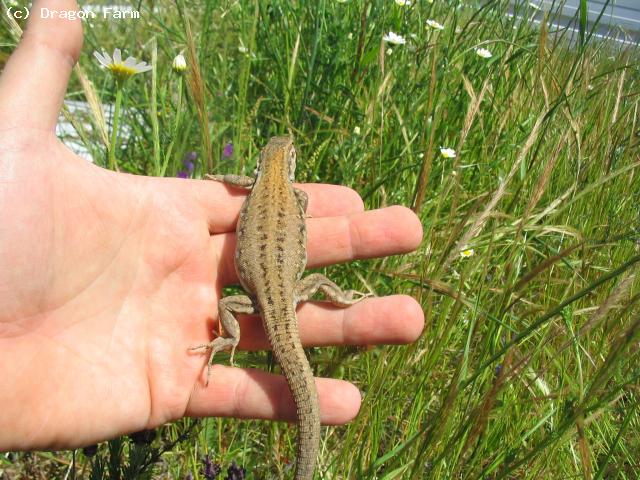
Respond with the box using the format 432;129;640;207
0;0;424;451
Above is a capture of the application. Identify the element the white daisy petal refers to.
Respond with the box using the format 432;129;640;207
383;31;406;45
123;56;138;68
440;147;456;158
475;47;492;58
426;19;444;30
93;51;110;67
93;48;152;82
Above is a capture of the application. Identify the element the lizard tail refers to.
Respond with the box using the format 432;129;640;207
264;311;320;480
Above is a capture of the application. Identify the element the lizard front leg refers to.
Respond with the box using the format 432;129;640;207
294;273;367;307
295;187;313;219
189;294;256;385
294;187;309;213
206;174;254;188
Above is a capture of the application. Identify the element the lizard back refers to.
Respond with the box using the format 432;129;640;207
235;137;320;480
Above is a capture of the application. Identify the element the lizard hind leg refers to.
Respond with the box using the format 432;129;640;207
294;273;369;307
189;294;256;385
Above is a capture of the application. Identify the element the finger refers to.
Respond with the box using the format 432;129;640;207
186;365;361;425
215;205;423;285
200;182;365;232
230;295;424;351
307;205;423;265
0;0;83;131
165;177;365;233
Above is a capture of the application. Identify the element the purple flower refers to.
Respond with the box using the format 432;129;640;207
225;461;246;480
182;151;197;173
183;151;197;164
82;445;98;457
202;455;222;479
222;142;234;158
177;170;189;179
128;429;155;445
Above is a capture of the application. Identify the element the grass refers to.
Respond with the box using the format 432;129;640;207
2;0;640;478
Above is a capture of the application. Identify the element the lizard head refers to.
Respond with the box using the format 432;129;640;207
256;136;296;181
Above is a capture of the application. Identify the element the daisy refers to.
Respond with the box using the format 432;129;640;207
426;19;444;30
395;0;411;6
440;147;456;158
383;31;406;45
475;47;492;59
460;248;475;258
94;48;152;84
94;48;151;170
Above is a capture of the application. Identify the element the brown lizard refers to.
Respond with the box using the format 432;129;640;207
191;136;364;479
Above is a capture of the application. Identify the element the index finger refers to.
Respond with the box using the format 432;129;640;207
214;205;423;285
166;177;365;233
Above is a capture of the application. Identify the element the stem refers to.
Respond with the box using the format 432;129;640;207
174;76;184;132
164;76;184;174
108;85;123;170
150;41;161;176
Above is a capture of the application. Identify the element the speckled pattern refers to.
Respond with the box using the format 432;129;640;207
200;137;362;479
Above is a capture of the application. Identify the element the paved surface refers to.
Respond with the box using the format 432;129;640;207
523;0;640;45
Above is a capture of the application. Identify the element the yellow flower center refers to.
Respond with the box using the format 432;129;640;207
108;63;138;83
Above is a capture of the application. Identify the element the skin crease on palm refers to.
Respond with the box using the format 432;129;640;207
0;0;424;452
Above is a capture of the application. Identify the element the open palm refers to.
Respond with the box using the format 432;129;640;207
0;0;424;451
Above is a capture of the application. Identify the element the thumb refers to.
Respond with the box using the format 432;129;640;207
0;0;83;131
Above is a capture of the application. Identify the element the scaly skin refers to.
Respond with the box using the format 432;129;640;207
192;136;363;479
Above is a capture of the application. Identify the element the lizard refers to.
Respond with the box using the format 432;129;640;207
190;136;365;479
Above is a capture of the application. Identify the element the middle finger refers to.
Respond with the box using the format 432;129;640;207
214;205;422;286
229;295;423;351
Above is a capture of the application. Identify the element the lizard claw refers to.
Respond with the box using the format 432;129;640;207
347;289;372;302
189;337;240;386
188;343;212;352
